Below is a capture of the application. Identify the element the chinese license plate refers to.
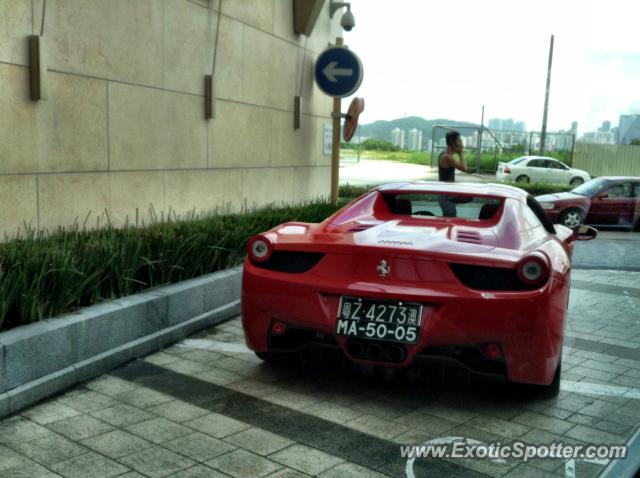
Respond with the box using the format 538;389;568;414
336;296;422;344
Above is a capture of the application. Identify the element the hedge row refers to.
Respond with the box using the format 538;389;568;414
0;201;343;332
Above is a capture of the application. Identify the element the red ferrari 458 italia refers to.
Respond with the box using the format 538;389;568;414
242;182;597;396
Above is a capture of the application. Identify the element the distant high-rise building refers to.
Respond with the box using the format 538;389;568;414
488;118;525;132
570;121;578;136
407;128;422;151
600;120;611;132
618;114;640;144
391;128;405;149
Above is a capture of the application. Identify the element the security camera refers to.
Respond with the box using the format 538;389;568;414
340;10;355;31
330;1;356;31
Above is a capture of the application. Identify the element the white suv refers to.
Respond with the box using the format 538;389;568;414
496;156;591;186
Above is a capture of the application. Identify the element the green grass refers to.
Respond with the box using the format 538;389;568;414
0;201;344;332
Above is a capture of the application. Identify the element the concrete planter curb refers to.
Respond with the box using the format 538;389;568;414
0;266;242;418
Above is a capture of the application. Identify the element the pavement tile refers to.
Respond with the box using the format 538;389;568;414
566;424;629;443
89;404;155;427
46;415;115;441
125;417;193;444
265;469;312;478
1;461;63;478
346;414;409;440
178;349;228;365
223;378;282;396
503;463;559;478
85;376;138;396
270;444;344;476
0;417;57;445
465;415;530;440
391;428;437;445
300;401;363;424
144;352;181;366
197;369;245;386
318;461;388;478
80;430;153;459
206;449;282;478
0;444;34;471
167;465;230;477
184;412;251;438
10;434;87;465
118;445;197;478
396;410;459;435
512;411;574;435
21;401;81;425
262;391;322;411
212;356;260;374
161;358;212;376
576;399;622;418
346;399;411;420
57;390;118;414
50;451;130;478
147;400;209;423
115;387;174;409
224;427;293;456
164;432;236;462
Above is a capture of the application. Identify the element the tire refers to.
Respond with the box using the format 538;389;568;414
570;177;585;187
516;175;530;184
255;351;289;365
560;208;584;228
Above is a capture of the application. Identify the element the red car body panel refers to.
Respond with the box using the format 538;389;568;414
242;182;578;386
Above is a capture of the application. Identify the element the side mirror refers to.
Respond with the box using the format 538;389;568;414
573;225;597;241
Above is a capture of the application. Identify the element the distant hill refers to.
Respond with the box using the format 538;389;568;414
357;116;479;148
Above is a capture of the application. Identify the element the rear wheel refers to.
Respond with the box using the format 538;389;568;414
570;177;585;187
516;175;530;184
255;351;289;365
560;208;584;228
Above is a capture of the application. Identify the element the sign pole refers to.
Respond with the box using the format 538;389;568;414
330;37;343;205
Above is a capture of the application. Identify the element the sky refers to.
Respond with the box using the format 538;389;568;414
342;0;640;135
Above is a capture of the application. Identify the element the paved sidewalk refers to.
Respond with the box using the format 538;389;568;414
1;269;639;477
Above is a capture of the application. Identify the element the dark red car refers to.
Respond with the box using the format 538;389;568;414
536;176;640;229
242;182;597;396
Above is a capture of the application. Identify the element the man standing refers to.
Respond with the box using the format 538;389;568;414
438;131;468;217
438;130;468;182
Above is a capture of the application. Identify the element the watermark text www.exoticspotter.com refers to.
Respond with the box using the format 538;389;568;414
400;440;627;462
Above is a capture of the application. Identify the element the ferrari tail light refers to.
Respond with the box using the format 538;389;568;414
271;320;287;336
503;167;511;174
517;252;550;286
248;235;273;263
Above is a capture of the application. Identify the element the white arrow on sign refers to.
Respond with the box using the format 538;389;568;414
322;61;353;82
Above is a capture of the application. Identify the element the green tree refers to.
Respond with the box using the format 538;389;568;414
631;139;640;146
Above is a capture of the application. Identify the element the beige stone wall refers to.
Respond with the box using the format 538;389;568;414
0;0;339;237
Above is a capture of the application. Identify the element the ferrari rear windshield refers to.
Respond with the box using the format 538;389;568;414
383;193;502;220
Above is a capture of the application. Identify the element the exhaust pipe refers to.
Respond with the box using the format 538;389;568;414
386;344;406;363
346;340;364;358
367;343;384;361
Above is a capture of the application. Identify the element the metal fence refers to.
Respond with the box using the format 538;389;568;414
573;143;640;177
430;125;575;173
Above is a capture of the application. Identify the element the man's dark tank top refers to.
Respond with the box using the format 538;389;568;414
438;151;455;182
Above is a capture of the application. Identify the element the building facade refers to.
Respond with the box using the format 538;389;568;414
407;128;422;152
618;114;640;144
391;128;405;149
0;0;341;237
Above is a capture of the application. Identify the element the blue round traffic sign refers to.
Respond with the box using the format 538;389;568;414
314;46;363;98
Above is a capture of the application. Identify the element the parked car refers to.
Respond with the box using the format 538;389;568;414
496;156;591;186
537;176;640;229
242;181;597;397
